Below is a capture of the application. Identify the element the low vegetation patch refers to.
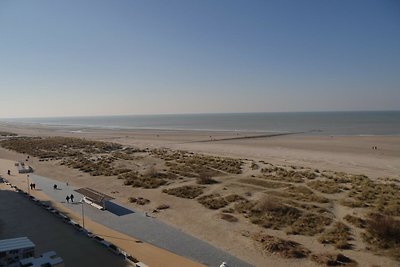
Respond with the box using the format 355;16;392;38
286;201;331;215
311;253;357;266
162;185;205;199
307;180;343;194
121;171;167;188
239;178;287;188
343;214;367;228
262;174;304;183
129;197;150;205
269;185;329;203
0;131;17;137
196;172;219;185
0;136;151;177
220;213;239;222
152;149;243;177
224;194;245;203
343;176;400;216
1;136;121;158
253;233;310;258
319;222;353;249
288;213;332;236
198;194;229;209
198;194;245;210
362;213;400;259
245;197;303;230
63;156;131;176
261;166;318;182
156;204;170;210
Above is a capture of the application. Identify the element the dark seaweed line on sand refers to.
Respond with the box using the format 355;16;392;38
188;131;306;143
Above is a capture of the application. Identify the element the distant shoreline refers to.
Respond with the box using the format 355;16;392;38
1;110;400;136
1;121;400;137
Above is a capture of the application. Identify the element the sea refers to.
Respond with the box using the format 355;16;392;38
1;111;400;136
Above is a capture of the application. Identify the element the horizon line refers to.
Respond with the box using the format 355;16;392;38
1;109;399;120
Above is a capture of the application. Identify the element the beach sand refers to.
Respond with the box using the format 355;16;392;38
0;123;399;267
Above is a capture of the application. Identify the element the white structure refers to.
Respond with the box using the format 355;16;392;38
20;251;64;267
0;237;35;267
17;162;33;174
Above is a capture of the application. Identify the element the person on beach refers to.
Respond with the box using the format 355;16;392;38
66;195;70;203
7;170;10;175
70;194;74;202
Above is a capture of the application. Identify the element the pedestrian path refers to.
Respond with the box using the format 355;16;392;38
29;174;253;267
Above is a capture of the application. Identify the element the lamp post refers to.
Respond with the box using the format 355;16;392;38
80;198;85;230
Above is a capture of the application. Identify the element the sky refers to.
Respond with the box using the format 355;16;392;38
0;0;399;118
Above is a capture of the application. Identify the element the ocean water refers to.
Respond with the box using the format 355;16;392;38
2;111;400;136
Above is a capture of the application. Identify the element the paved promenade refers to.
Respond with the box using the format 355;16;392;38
28;174;253;267
0;184;128;267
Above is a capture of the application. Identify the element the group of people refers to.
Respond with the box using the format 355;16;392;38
66;194;75;203
29;183;36;190
51;183;75;203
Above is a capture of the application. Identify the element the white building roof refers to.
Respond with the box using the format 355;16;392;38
0;237;35;252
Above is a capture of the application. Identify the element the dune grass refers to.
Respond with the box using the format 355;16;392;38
162;185;205;199
318;222;353;249
253;233;310;258
362;213;400;259
343;214;367;229
239;178;287;188
307;180;343;194
198;194;245;210
288;213;332;236
311;253;357;266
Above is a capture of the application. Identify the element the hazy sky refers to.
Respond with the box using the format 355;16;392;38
0;0;399;118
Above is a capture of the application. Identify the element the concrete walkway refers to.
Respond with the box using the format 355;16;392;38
0;184;129;267
29;174;253;267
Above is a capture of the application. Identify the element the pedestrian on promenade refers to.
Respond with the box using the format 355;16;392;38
7;170;10;175
53;184;57;190
70;194;74;202
33;183;36;189
66;196;70;203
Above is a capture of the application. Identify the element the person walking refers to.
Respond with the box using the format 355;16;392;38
70;194;74;202
66;195;70;203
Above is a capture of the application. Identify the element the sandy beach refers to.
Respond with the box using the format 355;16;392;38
0;123;399;267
